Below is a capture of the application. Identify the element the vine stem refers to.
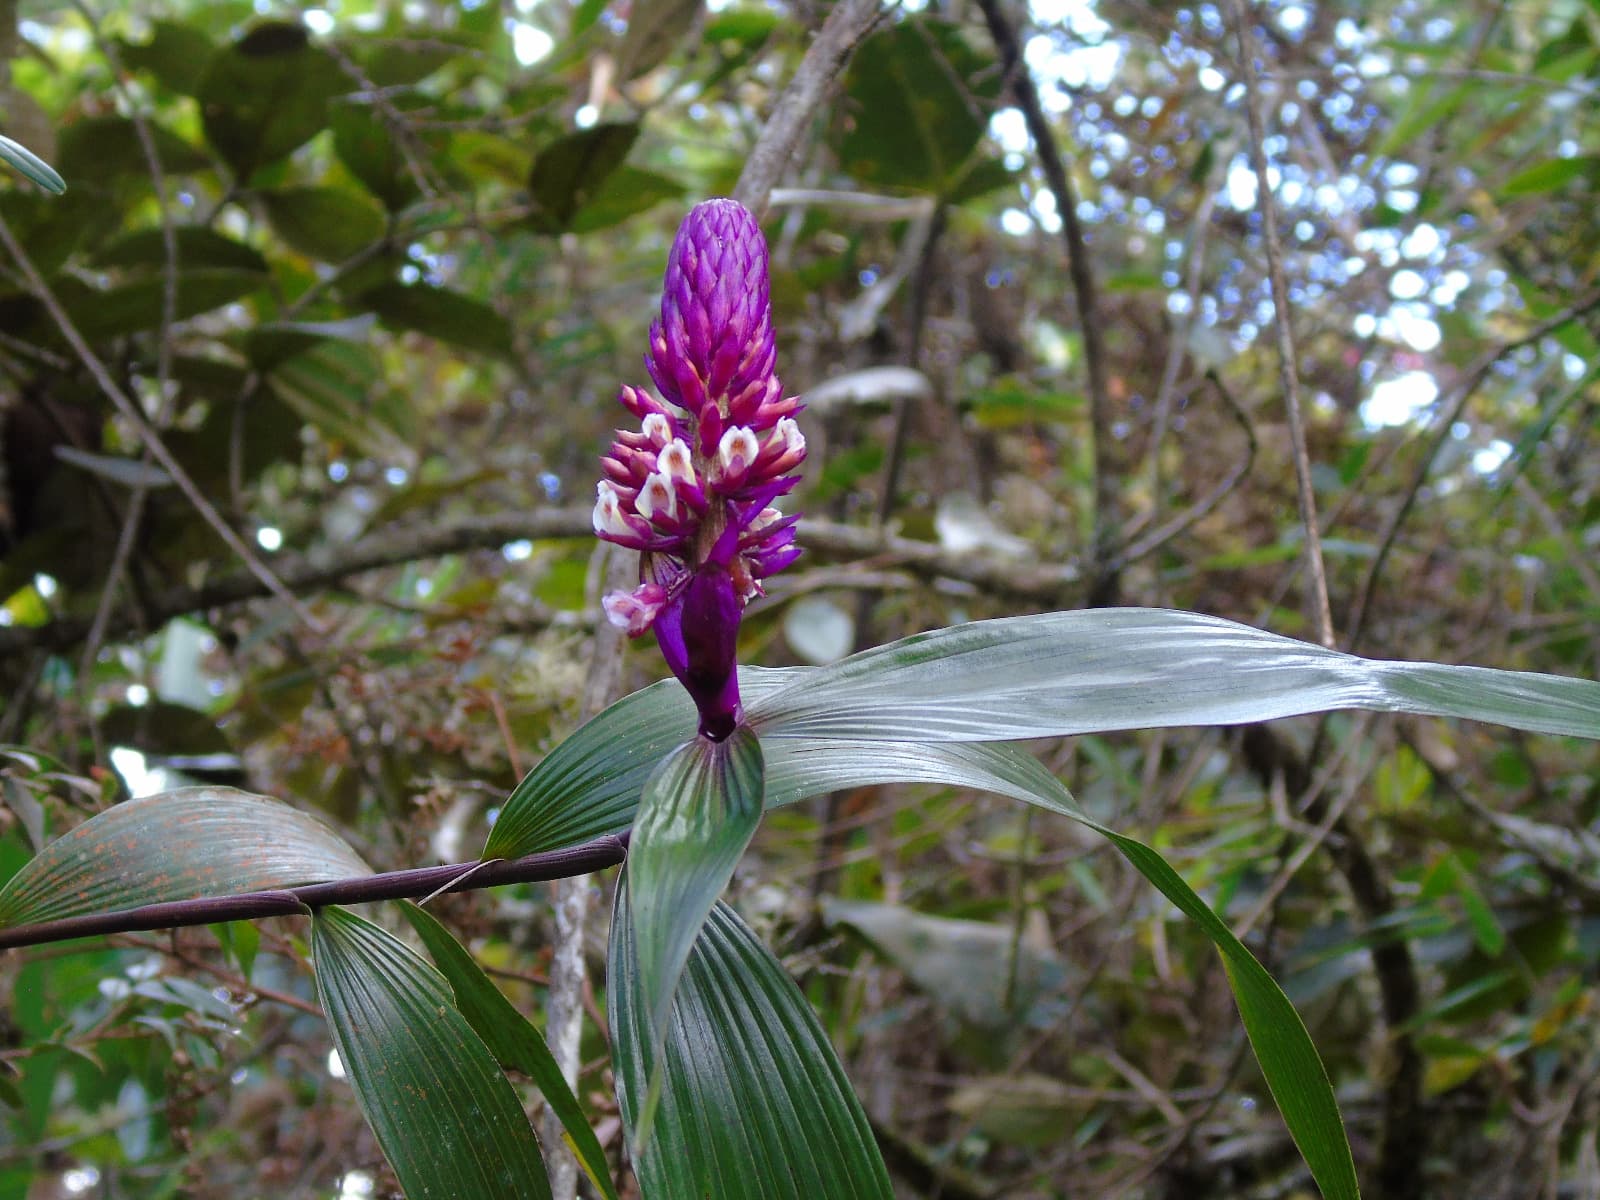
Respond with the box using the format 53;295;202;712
0;832;630;952
1229;0;1335;647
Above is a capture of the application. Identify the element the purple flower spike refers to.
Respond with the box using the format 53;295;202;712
594;199;806;740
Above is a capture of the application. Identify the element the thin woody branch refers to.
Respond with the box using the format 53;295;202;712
0;832;629;952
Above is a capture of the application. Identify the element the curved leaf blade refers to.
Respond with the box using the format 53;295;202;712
815;737;1360;1200
0;787;369;928
610;889;894;1200
626;726;764;1143
483;669;799;860
398;902;619;1200
312;906;552;1200
746;608;1600;743
0;134;67;194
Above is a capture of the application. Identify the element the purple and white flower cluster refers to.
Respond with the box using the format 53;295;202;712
593;199;805;739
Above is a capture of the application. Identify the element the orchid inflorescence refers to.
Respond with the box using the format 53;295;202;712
593;199;806;740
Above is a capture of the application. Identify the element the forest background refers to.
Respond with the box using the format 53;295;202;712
0;0;1597;1196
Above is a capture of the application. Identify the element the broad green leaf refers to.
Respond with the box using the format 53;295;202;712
0;787;369;928
244;314;380;369
331;100;424;212
610;891;894;1199
483;677;696;859
569;165;685;233
54;116;211;182
93;227;269;274
837;20;1000;193
121;21;216;96
0;135;66;195
398;902;620;1200
484;670;1062;856
625;726;764;1143
197;22;348;179
343;34;462;87
526;122;639;235
66;268;265;340
312;906;551;1200
745;608;1600;743
362;282;514;358
261;186;387;263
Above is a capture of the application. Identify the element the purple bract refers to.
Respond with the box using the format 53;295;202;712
593;199;805;740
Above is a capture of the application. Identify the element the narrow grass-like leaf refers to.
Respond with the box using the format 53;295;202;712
398;902;619;1200
826;737;1360;1200
610;888;894;1200
312;906;551;1200
626;726;764;1144
746;608;1600;742
0;787;369;928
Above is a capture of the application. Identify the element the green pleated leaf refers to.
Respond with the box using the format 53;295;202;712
398;902;619;1200
484;672;801;858
483;677;695;859
0;134;66;195
312;906;552;1200
0;787;369;928
745;608;1600;743
484;670;1089;858
610;889;894;1200
625;726;764;1143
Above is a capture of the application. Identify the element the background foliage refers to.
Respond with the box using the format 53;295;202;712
1;0;1597;1196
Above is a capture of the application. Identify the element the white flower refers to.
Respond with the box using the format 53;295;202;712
635;471;678;522
715;426;760;481
591;481;636;539
657;438;697;486
641;413;673;447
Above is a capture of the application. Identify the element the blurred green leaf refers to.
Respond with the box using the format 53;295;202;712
362;282;513;358
570;165;685;233
610;893;894;1198
312;906;551;1200
838;20;1000;193
260;186;387;262
0;787;369;928
120;21;217;96
625;726;764;1141
92;227;268;274
526;122;639;235
198;22;348;179
399;902;620;1200
1501;155;1600;198
332;100;424;212
55;116;211;182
